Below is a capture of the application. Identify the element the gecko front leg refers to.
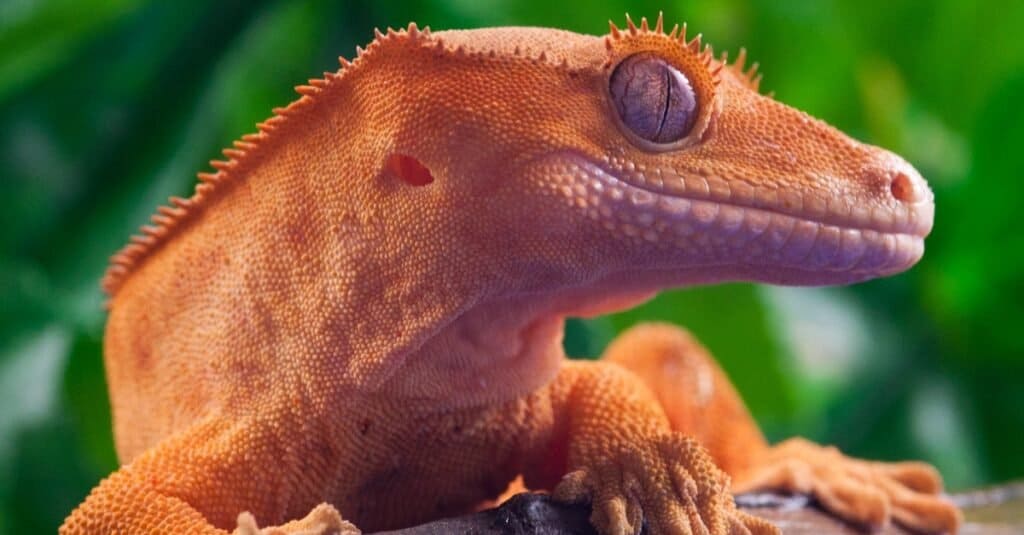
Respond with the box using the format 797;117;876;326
604;322;961;534
61;416;356;535
536;360;778;535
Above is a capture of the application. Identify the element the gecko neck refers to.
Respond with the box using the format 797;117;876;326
378;278;662;408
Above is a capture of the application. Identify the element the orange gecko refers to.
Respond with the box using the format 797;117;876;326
63;15;960;535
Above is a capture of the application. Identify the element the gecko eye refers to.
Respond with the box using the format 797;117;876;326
610;54;697;144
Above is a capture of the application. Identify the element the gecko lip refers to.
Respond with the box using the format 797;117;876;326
544;151;933;278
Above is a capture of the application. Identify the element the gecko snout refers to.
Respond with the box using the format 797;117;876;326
872;154;930;205
866;154;934;238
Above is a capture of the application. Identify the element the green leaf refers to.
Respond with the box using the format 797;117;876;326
62;331;117;474
0;0;144;100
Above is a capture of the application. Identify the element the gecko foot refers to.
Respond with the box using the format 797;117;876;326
553;432;780;535
733;438;961;534
234;503;360;535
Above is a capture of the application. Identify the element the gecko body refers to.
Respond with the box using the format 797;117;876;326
63;16;959;535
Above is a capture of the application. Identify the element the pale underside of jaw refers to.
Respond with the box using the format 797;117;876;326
542;153;928;279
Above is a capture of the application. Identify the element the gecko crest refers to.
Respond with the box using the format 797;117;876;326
101;22;433;297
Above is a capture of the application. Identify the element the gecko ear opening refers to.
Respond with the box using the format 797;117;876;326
386;153;434;186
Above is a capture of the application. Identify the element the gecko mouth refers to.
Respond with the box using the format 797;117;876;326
542;151;934;279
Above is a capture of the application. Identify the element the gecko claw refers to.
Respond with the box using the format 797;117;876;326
233;503;359;535
553;433;780;535
734;438;962;534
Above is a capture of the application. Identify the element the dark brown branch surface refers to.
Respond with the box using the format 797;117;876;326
372;485;1024;535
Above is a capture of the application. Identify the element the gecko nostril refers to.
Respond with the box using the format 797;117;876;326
890;171;915;203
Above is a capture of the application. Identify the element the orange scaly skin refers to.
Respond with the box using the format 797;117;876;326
63;15;960;535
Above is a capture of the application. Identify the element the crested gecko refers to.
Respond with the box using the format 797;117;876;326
62;15;961;535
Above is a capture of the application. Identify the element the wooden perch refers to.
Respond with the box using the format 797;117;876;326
372;484;1024;534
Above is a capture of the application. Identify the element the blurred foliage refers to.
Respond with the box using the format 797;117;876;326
1;0;1022;532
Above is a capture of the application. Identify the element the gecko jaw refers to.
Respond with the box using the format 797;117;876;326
540;152;931;282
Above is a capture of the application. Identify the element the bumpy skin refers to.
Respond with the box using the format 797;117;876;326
63;15;959;535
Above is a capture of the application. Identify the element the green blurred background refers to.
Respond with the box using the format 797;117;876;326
2;0;1022;532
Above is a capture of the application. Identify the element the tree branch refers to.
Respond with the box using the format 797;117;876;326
371;484;1024;535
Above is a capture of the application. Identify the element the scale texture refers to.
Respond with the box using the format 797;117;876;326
63;15;958;535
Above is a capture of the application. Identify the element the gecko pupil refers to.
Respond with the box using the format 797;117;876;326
610;54;697;144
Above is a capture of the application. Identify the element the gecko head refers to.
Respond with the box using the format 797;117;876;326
532;15;935;289
374;16;933;302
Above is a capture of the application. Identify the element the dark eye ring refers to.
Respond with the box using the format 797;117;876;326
609;53;698;144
